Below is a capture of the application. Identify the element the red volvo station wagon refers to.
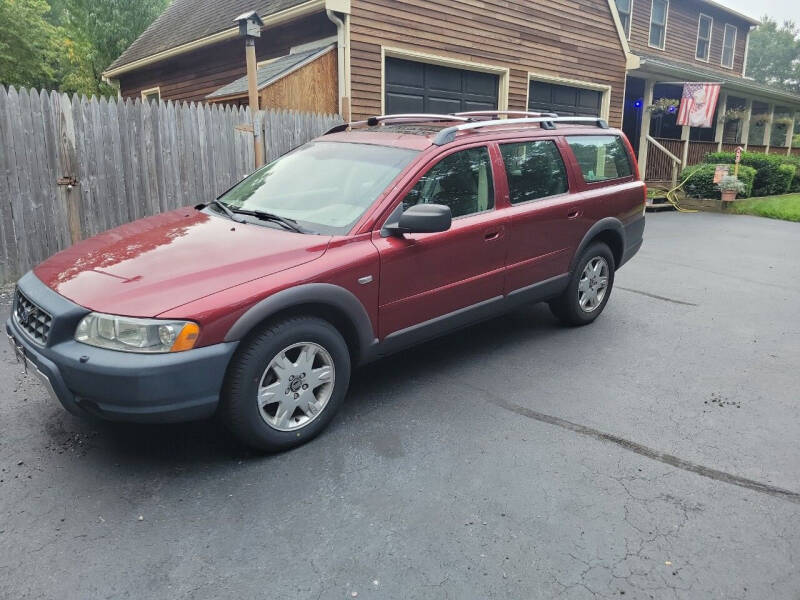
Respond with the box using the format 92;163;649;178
7;112;646;451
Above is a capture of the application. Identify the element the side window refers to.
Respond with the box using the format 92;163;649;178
403;147;494;218
566;135;633;183
500;140;569;204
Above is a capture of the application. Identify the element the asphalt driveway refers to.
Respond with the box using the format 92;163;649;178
1;211;799;599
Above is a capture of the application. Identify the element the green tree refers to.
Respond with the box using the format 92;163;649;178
746;17;800;94
0;0;61;89
57;0;168;96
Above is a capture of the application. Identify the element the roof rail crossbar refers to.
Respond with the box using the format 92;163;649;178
324;113;471;136
453;110;559;119
433;116;609;145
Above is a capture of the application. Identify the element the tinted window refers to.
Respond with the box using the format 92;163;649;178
217;141;418;234
566;135;633;183
403;147;494;218
500;141;568;204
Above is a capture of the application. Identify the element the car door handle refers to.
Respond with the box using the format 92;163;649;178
484;230;501;241
567;210;582;220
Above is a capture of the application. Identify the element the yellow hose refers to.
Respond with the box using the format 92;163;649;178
663;169;700;213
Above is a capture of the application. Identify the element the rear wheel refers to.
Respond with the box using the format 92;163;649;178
549;242;615;326
221;317;351;452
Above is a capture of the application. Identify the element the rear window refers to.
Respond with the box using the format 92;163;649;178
566;135;632;183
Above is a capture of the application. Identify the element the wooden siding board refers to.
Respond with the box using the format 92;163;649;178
350;0;628;125
628;0;750;76
119;13;336;103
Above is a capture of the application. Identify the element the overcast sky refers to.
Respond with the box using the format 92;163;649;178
719;0;799;24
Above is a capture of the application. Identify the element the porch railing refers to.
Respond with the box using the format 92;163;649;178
686;141;719;167
645;136;682;185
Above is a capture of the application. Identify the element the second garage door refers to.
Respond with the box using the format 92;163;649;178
385;57;499;115
528;81;603;117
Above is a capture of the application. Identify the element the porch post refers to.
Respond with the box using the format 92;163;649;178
763;103;774;152
785;112;796;156
715;91;728;152
637;79;655;179
681;125;690;168
741;98;753;150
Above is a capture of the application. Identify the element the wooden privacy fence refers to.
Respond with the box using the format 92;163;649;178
0;86;342;284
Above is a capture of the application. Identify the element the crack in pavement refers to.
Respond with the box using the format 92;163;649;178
479;392;800;505
616;287;698;306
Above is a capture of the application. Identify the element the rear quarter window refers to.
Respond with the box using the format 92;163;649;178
566;135;633;183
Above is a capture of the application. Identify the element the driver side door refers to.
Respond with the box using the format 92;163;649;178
372;144;508;344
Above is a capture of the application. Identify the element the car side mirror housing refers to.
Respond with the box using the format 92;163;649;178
385;204;452;236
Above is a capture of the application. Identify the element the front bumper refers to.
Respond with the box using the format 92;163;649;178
6;273;238;423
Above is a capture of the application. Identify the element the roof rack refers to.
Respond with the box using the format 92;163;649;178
432;116;609;145
324;113;470;135
453;110;559;119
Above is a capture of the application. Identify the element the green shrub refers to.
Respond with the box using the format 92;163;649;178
777;164;796;194
704;151;800;196
680;163;756;199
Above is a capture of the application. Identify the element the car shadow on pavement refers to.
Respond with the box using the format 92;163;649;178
54;303;562;466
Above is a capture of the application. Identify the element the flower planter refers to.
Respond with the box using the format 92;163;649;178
721;190;737;203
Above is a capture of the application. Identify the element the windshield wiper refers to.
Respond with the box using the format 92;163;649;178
230;208;307;233
208;199;243;223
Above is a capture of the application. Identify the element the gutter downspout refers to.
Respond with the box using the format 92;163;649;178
326;9;351;121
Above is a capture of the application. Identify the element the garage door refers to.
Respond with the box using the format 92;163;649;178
385;57;499;115
528;81;602;117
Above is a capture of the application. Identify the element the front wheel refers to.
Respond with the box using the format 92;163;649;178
220;317;351;452
549;242;615;326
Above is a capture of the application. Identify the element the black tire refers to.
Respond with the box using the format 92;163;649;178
220;316;351;452
549;242;615;326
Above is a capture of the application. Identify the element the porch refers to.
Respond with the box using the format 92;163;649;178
622;56;800;186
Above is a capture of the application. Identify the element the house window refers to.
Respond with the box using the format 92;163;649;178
141;87;160;103
696;14;713;61
615;0;633;39
721;24;737;69
649;0;668;50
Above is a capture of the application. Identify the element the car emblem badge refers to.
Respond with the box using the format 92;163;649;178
19;306;34;327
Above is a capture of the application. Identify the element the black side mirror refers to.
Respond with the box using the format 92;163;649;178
385;204;452;236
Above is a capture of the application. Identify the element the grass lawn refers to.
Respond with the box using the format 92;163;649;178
731;194;800;223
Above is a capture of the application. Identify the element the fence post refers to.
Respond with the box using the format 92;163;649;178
57;93;82;245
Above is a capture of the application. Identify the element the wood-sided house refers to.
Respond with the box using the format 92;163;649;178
103;0;633;126
612;0;800;182
104;0;800;183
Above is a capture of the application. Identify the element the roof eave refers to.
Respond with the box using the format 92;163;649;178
700;0;760;26
103;0;327;79
207;44;336;101
636;56;800;107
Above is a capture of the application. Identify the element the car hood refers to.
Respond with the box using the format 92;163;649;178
34;208;331;316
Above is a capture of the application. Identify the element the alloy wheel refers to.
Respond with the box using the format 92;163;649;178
578;256;610;313
256;342;335;432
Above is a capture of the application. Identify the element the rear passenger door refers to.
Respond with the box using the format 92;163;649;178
498;138;583;293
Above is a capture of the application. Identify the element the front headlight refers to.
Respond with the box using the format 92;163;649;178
75;313;200;353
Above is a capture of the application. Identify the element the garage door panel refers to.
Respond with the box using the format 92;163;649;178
385;58;498;115
529;81;602;118
425;65;463;93
465;71;499;96
385;92;425;114
428;96;464;114
385;58;425;89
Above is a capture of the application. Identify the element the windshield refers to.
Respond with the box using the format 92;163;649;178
216;141;419;234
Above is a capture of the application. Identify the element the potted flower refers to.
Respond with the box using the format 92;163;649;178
717;175;746;203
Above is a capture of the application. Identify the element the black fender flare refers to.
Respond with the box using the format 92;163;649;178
223;283;377;363
569;217;625;272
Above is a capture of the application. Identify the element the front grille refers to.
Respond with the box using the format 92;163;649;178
14;288;53;345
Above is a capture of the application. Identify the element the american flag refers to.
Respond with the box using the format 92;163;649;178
676;82;721;128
